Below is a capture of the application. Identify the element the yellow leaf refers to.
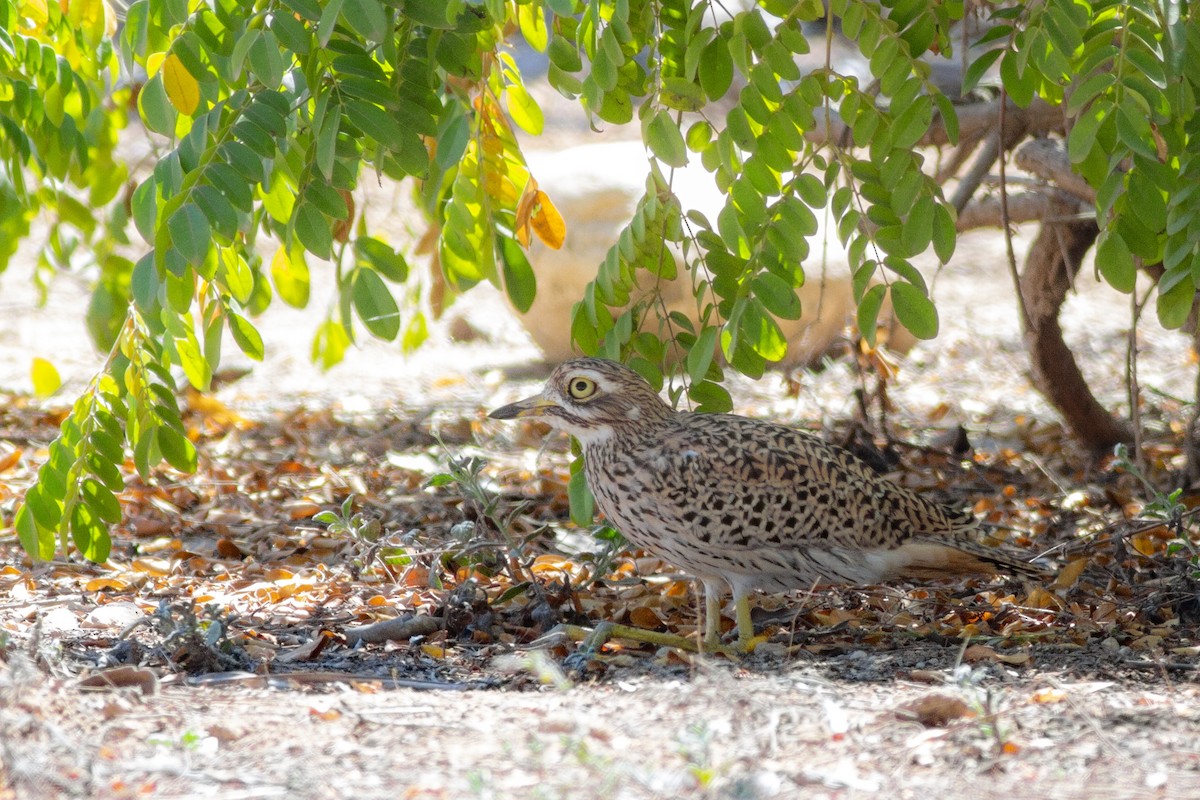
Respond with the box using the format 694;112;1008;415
531;190;565;249
146;52;165;77
514;180;539;248
162;53;200;116
30;357;61;398
19;0;48;28
420;643;447;659
1030;687;1067;704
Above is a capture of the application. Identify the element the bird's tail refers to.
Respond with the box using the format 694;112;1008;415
884;537;1050;582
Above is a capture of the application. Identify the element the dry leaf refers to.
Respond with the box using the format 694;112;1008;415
897;694;975;727
0;448;22;473
78;667;159;696
1053;557;1088;590
629;606;663;629
962;644;1031;665
530;190;565;249
1030;687;1067;704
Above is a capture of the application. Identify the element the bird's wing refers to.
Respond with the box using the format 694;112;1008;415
644;414;975;554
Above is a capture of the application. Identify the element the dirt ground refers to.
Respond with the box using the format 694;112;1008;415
3;123;1200;798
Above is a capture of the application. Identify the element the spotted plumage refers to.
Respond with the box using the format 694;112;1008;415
490;357;1043;650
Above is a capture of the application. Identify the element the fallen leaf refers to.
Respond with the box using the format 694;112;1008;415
78;667;159;696
897;694;976;727
962;644;1031;665
629;606;663;629
1030;687;1067;704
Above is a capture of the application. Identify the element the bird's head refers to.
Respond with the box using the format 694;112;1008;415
488;358;672;445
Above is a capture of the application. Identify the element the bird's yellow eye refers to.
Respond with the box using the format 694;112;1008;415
567;376;597;400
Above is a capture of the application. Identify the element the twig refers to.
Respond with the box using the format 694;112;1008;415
949;133;1001;213
1127;278;1156;473
997;89;1033;334
161;670;473;690
1184;341;1200;488
1121;660;1199;672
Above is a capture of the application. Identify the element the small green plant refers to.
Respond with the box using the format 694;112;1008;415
313;495;414;578
427;453;538;587
952;660;1016;758
1113;443;1200;576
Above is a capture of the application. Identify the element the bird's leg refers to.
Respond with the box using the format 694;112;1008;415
702;579;723;651
733;589;757;652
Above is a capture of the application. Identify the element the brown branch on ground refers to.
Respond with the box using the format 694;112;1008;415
343;613;442;646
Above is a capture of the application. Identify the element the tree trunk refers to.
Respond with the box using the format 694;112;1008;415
1019;213;1132;454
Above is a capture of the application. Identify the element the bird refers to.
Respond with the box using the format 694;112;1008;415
489;357;1045;651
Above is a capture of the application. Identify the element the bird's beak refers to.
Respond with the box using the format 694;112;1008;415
488;395;558;420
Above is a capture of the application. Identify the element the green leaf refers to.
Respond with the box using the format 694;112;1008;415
962;47;1003;95
890;281;939;339
549;33;582;72
193;184;238;241
698;37;733;100
401;310;428;353
294;202;332;260
686;325;719;385
229;312;265;360
71;503;112;563
352;267;401;340
345;99;403;147
271;246;311;308
568;455;594;526
687;379;733;413
646;109;688;168
316;105;340;180
932;203;957;263
517;1;548;51
313;318;351;370
82;478;123;525
356;237;409;282
343;0;388;42
174;328;213;391
506;83;544;135
1067;101;1109;164
248;27;285;88
87;450;125;493
25;479;63;530
999;50;1034;107
1096;230;1136;293
891;95;932;151
686;120;712;151
751;272;802;320
902;195;935;255
157;424;198;473
167;203;212;266
317;0;346;45
138;74;176;136
856;283;887;348
220;249;254;304
15;505;55;562
499;236;537;314
1157;266;1196;329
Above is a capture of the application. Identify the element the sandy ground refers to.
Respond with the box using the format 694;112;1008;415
2;97;1199;799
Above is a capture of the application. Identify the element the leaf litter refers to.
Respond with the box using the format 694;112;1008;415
2;362;1200;797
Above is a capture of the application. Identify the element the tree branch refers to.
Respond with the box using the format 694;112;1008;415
1013;137;1097;204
